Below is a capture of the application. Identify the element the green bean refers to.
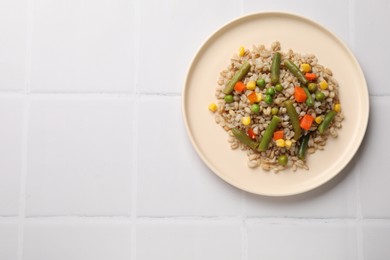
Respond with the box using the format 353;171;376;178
232;128;259;150
284;100;302;140
298;133;310;160
318;111;337;134
271;52;281;85
303;86;314;107
284;59;308;85
257;115;281;152
223;61;251;94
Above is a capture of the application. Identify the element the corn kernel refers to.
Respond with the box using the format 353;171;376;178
319;80;328;90
256;93;262;102
208;103;217;112
300;63;311;73
241;116;251;126
285;140;292;149
315;116;323;124
246;81;256;90
334;103;341;112
275;139;285;147
238;46;245;57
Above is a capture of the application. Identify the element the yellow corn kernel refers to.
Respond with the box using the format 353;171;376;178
275;139;285;147
208;103;217;112
238;46;245;57
256;93;262;102
246;81;256;90
300;63;311;73
241;116;251;126
334;103;341;112
319;80;328;90
315;116;323;124
285;140;292;149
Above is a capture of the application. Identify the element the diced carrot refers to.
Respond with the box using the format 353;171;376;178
273;130;284;140
305;73;316;81
247;92;257;104
247;128;256;140
300;114;314;131
294;86;307;102
234;81;246;93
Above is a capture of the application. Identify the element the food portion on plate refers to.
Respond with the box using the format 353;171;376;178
209;41;344;172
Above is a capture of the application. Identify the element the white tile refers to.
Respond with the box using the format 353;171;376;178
362;221;390;259
137;0;240;93
0;223;18;260
247;221;358;260
244;160;358;217
136;96;243;216
242;0;350;46
355;0;390;95
23;222;131;260
137;222;241;260
31;0;134;93
0;98;23;215
0;0;27;91
359;97;390;218
26;97;133;216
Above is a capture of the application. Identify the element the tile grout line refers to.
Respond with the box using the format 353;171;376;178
17;0;34;258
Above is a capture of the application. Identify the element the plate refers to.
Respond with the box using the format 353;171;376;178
182;12;369;196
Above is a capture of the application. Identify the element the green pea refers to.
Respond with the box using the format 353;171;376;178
256;78;266;89
265;87;275;96
251;104;260;113
308;83;317;93
315;91;325;101
277;155;288;166
275;84;283;92
271;107;279;115
264;94;273;104
224;94;234;103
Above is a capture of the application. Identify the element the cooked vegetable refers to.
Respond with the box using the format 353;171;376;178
308;83;317;93
294;86;307;103
246;81;256;90
285;140;292;149
315;91;325;101
277;155;288;166
208;103;217;112
234;81;246;93
285;100;302;140
273;130;284;140
300;114;314;131
305;73;316;81
232;128;259;150
266;87;276;96
224;94;234;103
300;63;311;73
251;104;260;113
241;116;251;126
258;115;281;152
264;94;273;104
256;78;266;89
303;86;314;107
298;133;310;160
247;128;256;139
238;46;245;57
319;80;328;90
334;103;341;112
223;61;251;94
247;92;258;104
318;111;337;134
275;139;285;147
315;116;323;124
271;107;279;115
275;83;283;92
284;59;308;85
271;52;281;84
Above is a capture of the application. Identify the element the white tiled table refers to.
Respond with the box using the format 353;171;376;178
0;0;389;259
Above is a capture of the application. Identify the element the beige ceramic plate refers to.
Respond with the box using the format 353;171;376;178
182;12;369;196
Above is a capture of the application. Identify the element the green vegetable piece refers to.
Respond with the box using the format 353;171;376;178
303;86;314;107
264;94;273;104
271;52;281;85
224;94;234;103
298;133;310;160
275;83;283;92
315;91;325;101
251;104;260;113
318;111;337;134
223;61;251;94
308;83;317;93
284;59;308;85
266;87;276;96
256;78;266;89
271;107;279;115
232;128;259;150
284;100;302;140
257;115;281;152
277;155;288;166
